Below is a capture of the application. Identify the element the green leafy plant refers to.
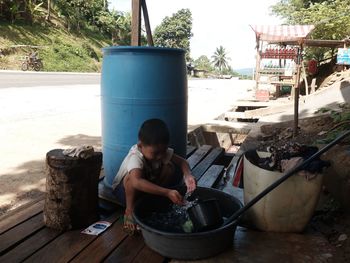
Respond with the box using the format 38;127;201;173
315;105;350;144
154;9;193;61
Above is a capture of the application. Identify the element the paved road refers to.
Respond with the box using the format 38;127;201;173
0;71;100;88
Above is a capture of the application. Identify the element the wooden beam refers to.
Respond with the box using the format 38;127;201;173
197;165;225;188
187;145;212;169
310;78;317;94
201;121;254;135
293;46;302;137
302;62;309;96
131;0;141;46
268;39;350;48
224;111;253;119
192;147;224;181
186;145;197;158
243;103;294;118
255;37;261;88
141;0;154;46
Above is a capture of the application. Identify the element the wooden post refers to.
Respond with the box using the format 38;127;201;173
310;78;317;93
293;45;303;137
302;62;308;96
131;0;141;46
141;0;154;46
255;35;261;89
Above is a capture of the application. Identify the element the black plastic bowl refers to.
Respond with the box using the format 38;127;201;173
133;187;243;260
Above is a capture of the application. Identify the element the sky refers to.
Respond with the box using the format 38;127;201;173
109;0;282;69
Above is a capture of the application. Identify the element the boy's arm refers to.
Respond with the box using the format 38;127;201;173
171;154;196;193
128;168;183;205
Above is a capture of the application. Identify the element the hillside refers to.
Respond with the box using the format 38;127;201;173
0;22;112;72
234;68;254;77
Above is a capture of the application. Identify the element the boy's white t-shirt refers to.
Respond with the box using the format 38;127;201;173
112;144;174;189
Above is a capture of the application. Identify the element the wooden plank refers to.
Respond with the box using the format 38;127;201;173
191;147;224;181
197;165;225;188
131;0;141;46
224;111;252;119
0;227;61;262
131;245;164;263
0;199;44;235
186;145;196;158
243;103;293;118
187;126;206;148
70;216;128;262
186;145;212;169
0;213;44;255
219;155;244;204
201;121;254;135
24;209;122;263
232;100;284;107
103;235;145;263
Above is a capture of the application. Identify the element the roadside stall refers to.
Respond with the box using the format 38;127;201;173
250;25;315;101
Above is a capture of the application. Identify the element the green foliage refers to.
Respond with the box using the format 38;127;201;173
314;104;350;144
154;9;193;60
271;0;350;60
211;46;231;73
221;66;240;76
113;12;131;45
0;0;131;45
0;0;45;23
42;42;100;72
194;55;213;72
0;22;110;72
314;107;331;114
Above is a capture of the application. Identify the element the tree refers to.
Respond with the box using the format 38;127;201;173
194;55;213;72
211;46;230;74
271;0;350;60
154;9;193;60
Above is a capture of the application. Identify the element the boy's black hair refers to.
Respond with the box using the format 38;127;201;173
138;118;170;146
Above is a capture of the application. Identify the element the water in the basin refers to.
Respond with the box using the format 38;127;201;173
142;193;200;233
142;203;194;233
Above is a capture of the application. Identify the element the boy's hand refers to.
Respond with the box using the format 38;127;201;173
167;190;184;205
184;174;196;193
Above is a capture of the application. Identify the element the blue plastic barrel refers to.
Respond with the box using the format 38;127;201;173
101;46;188;188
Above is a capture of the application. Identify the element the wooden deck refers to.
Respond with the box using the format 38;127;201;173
0;145;230;263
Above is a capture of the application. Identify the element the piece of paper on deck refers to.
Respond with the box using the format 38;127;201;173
81;221;112;235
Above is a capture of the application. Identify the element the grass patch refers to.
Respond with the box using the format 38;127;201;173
0;22;112;72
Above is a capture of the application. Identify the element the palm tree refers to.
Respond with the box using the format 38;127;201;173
211;46;230;75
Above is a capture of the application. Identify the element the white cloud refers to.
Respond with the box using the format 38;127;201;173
109;0;281;69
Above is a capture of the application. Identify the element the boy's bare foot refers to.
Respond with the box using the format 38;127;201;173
123;212;141;236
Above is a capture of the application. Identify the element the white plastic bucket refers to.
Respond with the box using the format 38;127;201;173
243;151;323;232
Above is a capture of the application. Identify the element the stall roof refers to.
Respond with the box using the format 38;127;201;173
250;25;315;42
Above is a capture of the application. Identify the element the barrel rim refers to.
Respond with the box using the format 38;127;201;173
102;46;185;54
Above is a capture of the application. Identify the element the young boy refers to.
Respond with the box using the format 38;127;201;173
112;118;196;233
